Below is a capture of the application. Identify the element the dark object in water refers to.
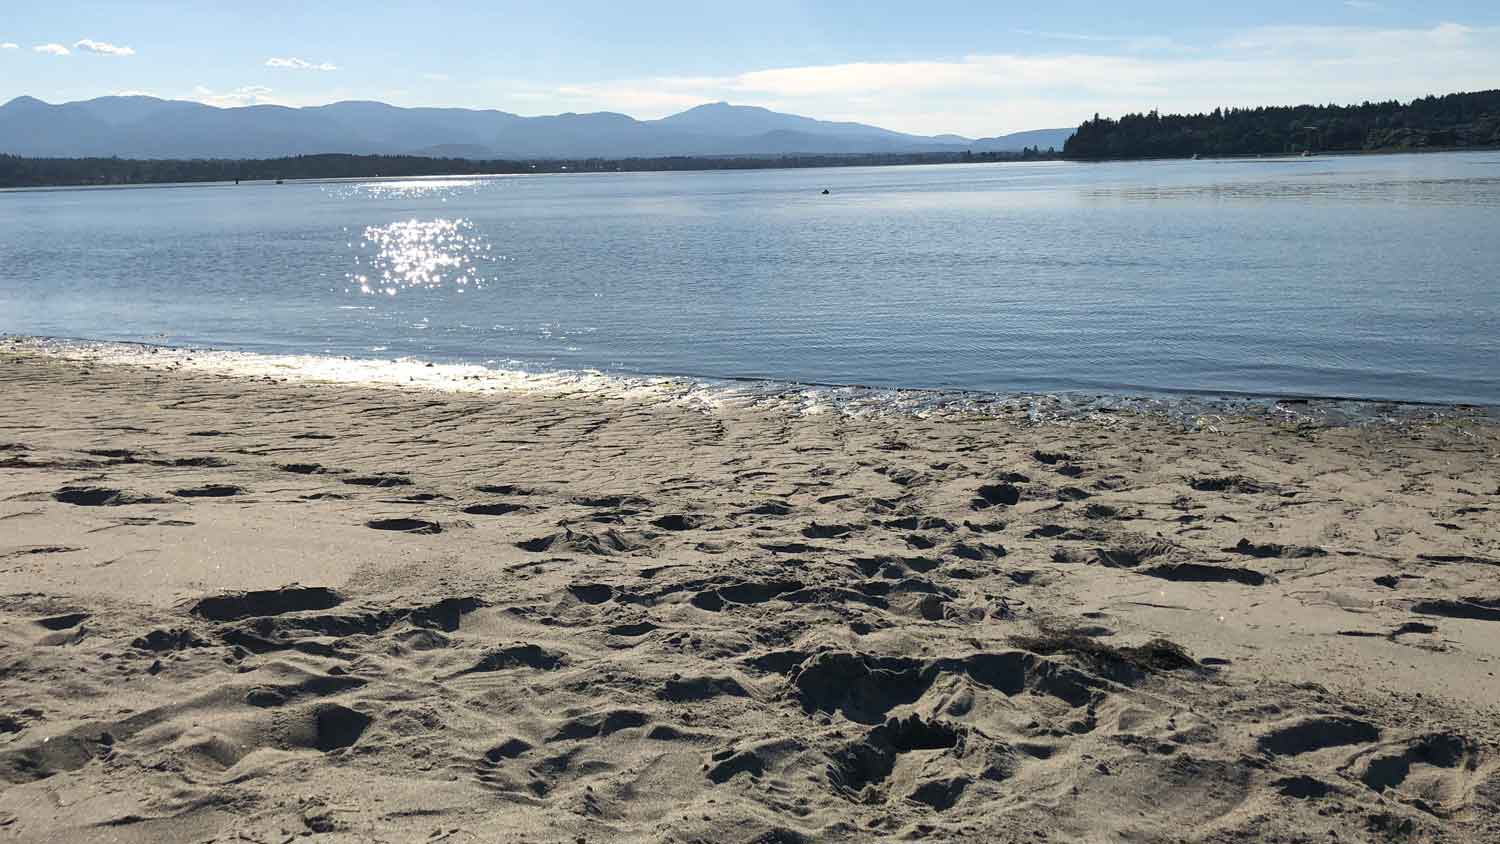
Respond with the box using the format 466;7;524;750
821;188;830;195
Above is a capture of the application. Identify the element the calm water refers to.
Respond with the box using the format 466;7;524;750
3;153;1498;404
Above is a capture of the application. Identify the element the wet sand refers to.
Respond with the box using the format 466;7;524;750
2;342;1499;843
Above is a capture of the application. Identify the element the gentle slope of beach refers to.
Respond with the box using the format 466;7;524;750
1;344;1498;842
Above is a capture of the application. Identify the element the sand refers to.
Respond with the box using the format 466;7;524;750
1;342;1498;843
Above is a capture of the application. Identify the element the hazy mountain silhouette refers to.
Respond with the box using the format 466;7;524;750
652;101;922;142
0;95;1072;159
969;127;1075;152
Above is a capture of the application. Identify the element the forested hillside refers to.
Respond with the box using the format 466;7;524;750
1063;90;1500;159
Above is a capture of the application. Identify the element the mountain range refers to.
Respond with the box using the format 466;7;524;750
0;95;1072;160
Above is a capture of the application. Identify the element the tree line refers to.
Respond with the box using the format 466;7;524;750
0;149;1052;189
1063;89;1500;160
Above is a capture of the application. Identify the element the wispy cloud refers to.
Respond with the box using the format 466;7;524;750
74;39;135;56
1;43;19;50
422;72;451;82
266;57;337;71
192;85;278;108
525;22;1500;136
1014;29;1192;53
33;43;70;56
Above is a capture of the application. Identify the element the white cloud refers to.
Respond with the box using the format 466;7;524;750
33;43;70;56
421;72;451;82
1;43;19;50
74;39;135;56
192;85;278;108
524;22;1500;136
266;57;337;71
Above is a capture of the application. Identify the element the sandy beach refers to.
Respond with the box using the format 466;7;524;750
2;341;1498;843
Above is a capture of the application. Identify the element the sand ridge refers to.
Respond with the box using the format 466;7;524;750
1;349;1498;842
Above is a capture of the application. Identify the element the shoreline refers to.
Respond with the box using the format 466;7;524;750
8;335;1494;428
2;347;1498;841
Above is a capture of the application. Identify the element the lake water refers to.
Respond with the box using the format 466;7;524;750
3;153;1498;405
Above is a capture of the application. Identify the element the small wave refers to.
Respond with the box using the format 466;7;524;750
4;335;1492;429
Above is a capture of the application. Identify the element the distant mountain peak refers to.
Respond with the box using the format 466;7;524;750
669;101;783;118
84;94;166;103
685;101;756;111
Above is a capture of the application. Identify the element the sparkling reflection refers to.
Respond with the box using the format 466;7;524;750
352;179;484;197
344;218;497;296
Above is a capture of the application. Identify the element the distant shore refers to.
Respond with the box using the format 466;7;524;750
1060;89;1500;161
0;148;1060;190
1062;144;1500;164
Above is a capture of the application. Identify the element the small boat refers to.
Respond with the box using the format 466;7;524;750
275;178;285;185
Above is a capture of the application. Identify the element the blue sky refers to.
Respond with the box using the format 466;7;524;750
2;1;1498;136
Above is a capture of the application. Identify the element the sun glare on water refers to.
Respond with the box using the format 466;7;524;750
354;179;484;195
344;218;498;296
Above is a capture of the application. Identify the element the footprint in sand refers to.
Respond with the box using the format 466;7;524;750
342;474;413;488
651;514;705;531
189;586;343;622
52;486;166;506
461;502;530;516
971;483;1021;510
172;484;244;498
366;517;443;534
